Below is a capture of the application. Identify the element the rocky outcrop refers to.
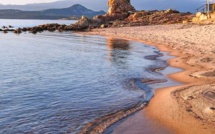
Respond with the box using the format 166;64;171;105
90;0;135;25
125;9;193;25
64;16;94;31
192;12;208;22
1;2;195;34
107;0;135;15
62;0;136;30
192;12;215;24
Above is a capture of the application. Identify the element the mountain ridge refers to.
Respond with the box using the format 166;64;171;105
0;4;105;20
0;0;107;11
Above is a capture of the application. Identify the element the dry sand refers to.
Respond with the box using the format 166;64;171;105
83;24;215;134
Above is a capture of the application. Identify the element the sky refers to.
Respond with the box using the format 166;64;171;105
0;0;206;12
0;0;58;5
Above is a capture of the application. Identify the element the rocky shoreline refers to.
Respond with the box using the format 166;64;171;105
0;0;194;35
0;9;193;34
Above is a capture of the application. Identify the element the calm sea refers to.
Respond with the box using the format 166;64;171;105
0;19;180;133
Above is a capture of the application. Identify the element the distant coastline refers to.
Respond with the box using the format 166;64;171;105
0;4;105;20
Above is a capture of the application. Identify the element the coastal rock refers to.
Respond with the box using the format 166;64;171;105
204;107;215;114
64;16;94;31
211;13;215;19
14;28;22;34
196;12;202;18
68;0;136;31
100;24;108;28
92;0;135;24
199;14;208;21
76;16;92;27
107;0;135;15
192;12;211;23
93;13;129;23
192;17;199;22
164;8;180;14
9;1;194;33
126;10;193;25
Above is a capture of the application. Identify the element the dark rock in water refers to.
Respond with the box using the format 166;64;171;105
33;27;44;32
47;27;56;32
18;23;67;33
30;30;37;34
14;28;22;34
22;27;28;32
58;28;63;32
57;25;66;32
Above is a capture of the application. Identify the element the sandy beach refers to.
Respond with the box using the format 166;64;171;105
83;24;215;133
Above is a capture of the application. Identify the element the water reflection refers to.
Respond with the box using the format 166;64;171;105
107;37;131;68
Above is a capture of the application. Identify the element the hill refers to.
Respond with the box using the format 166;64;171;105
0;4;105;19
0;0;107;11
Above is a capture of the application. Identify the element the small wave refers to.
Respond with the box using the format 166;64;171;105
78;51;169;134
78;78;167;134
78;100;147;134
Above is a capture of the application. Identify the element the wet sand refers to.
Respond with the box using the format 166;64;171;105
81;24;215;133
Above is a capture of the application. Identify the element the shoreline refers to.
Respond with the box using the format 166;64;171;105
79;24;215;133
78;50;173;134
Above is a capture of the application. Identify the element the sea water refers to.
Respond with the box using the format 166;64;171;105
0;20;180;133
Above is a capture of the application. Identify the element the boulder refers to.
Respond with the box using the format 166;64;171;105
182;20;188;24
196;12;202;18
14;28;22;34
199;14;208;21
100;24;108;28
133;12;143;20
192;17;199;22
64;17;92;31
94;13;129;23
73;16;92;28
210;13;215;19
164;8;180;14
